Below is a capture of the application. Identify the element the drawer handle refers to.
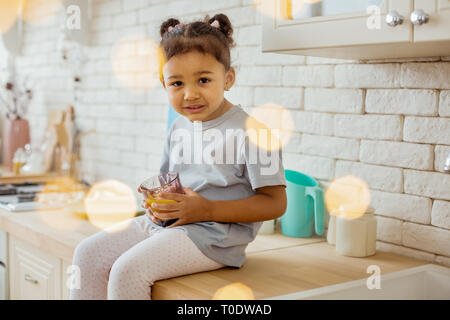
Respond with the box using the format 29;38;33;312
24;274;39;284
410;9;429;25
386;10;404;27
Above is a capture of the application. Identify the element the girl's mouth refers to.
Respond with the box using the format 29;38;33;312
184;105;206;113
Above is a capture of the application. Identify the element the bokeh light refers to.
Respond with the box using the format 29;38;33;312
212;282;255;300
325;175;371;220
0;0;21;34
249;0;273;20
84;179;138;231
245;103;294;152
111;34;163;93
36;177;86;232
21;0;62;27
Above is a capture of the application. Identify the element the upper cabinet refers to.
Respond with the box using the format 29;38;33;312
413;0;450;42
262;0;450;60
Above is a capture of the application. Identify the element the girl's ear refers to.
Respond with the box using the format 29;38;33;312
225;67;236;90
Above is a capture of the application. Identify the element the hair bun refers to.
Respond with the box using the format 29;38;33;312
160;18;181;38
207;14;234;46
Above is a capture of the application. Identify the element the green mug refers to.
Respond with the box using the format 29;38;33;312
281;170;325;238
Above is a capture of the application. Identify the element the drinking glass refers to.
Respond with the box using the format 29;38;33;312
139;172;183;227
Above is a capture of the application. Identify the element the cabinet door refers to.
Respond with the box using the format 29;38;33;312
262;0;412;52
413;0;450;42
9;236;61;300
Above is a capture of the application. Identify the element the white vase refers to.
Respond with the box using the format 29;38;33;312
327;214;336;245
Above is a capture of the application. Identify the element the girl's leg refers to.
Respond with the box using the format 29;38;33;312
107;228;226;300
69;215;155;300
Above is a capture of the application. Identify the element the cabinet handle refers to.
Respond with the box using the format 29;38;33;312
24;274;39;284
410;9;429;25
386;11;404;27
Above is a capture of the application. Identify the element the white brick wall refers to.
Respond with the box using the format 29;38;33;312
404;117;450;145
335;64;401;88
360;140;434;170
335;160;403;193
366;89;438;116
432;201;450;230
335;114;402;140
3;0;448;266
369;190;431;224
403;222;450;257
440;90;450;117
376;216;402;245
305;88;363;113
404;170;450;200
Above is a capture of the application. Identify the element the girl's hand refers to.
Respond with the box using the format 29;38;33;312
149;187;212;228
137;187;160;224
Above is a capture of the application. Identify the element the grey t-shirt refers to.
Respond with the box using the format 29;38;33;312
150;104;287;268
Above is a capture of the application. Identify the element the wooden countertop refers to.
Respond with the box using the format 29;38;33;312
153;242;430;300
0;208;101;262
0;208;433;300
0;208;323;263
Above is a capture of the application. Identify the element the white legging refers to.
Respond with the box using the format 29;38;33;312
69;215;226;300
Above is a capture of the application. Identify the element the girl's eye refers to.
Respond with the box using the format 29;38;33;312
199;78;210;84
171;81;182;87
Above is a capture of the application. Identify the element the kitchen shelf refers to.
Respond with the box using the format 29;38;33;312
0;165;62;185
262;0;450;60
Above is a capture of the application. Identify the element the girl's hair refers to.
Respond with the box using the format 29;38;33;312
158;14;235;81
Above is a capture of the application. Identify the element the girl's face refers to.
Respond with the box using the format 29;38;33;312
162;51;235;122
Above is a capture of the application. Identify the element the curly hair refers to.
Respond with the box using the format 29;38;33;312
158;13;235;82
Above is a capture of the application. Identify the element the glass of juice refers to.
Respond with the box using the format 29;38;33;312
139;172;184;227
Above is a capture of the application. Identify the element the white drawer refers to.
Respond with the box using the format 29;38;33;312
9;236;61;300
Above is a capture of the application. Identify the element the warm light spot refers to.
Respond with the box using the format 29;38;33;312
84;179;137;231
36;177;86;232
21;0;62;27
0;0;21;34
39;176;85;194
325;175;371;220
249;0;273;20
212;282;255;300
111;34;162;93
245;103;294;152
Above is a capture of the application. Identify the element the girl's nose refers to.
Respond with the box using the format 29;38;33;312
184;86;200;100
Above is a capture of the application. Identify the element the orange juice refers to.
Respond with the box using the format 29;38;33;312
13;161;25;174
145;194;176;212
140;172;183;227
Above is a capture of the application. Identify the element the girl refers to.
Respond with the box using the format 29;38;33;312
70;13;287;300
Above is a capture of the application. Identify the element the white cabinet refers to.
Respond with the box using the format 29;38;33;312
414;0;450;42
262;0;450;60
9;236;62;300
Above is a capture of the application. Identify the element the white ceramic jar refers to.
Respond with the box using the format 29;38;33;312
258;219;275;234
335;209;377;258
326;213;336;245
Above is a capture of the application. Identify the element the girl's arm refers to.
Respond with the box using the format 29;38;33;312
148;185;287;227
207;185;287;223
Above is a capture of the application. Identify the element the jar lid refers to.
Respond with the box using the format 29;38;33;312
330;205;375;218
